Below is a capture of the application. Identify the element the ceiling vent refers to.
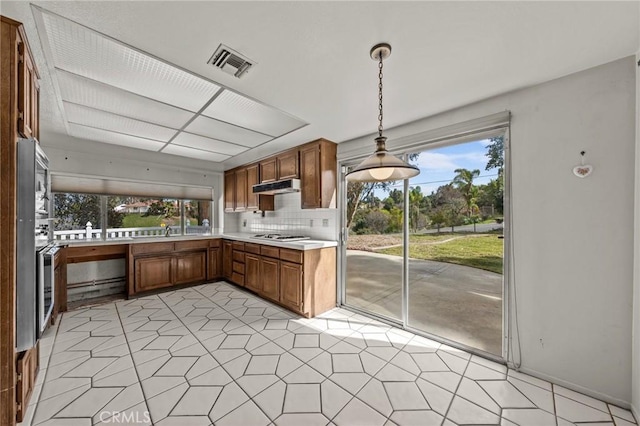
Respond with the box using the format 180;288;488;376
208;44;254;78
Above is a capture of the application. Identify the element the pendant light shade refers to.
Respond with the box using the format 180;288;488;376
346;137;420;182
346;43;420;182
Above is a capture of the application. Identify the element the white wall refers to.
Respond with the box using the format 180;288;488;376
632;50;640;418
41;131;225;230
339;56;636;406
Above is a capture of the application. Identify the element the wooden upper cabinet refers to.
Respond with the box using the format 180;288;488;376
224;171;235;212
260;158;277;183
246;164;259;210
277;150;299;179
17;32;39;140
300;139;337;209
235;168;247;211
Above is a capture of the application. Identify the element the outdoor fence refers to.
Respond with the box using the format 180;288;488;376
53;222;209;240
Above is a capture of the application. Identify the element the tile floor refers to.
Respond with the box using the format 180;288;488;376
20;281;638;426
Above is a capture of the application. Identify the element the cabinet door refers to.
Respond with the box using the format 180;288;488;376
31;77;40;140
208;248;221;280
224;171;235;212
300;144;321;208
280;261;303;312
135;256;174;292
17;40;35;139
277;150;299;180
235;168;247;211
16;343;38;422
176;252;206;285
223;241;233;279
245;254;261;293
260;257;280;301
260;158;277;183
246;164;259;210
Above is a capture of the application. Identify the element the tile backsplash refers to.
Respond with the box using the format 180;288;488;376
224;192;338;240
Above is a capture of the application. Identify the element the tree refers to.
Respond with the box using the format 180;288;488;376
364;210;390;234
483;136;505;215
485;136;504;173
346;181;390;229
54;193;123;230
452;168;481;217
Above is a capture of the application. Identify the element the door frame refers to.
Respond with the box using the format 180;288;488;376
337;128;511;363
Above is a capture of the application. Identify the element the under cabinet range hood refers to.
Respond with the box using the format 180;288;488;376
253;178;300;195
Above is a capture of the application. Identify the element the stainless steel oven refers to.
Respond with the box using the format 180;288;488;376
16;138;51;351
37;244;57;334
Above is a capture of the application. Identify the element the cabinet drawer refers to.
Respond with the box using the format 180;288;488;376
245;243;261;254
233;251;245;263
232;241;245;251
231;272;245;286
131;242;174;255
233;261;245;274
209;239;221;248
280;248;303;264
260;245;280;259
175;240;208;251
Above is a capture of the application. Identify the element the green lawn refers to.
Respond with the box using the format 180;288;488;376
122;214;164;228
378;233;504;274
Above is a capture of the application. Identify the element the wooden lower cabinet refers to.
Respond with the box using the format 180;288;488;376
279;261;303;311
208;247;222;280
245;253;261;293
16;342;39;422
222;240;233;279
175;252;206;285
135;256;174;292
260;257;280;301
129;239;222;296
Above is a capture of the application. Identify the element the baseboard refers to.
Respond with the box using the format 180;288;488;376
514;366;632;410
631;403;639;423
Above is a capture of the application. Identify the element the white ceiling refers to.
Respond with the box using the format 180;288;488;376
2;1;638;170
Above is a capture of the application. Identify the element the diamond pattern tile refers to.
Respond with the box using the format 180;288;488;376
27;281;638;426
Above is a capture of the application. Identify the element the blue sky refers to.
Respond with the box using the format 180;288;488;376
374;138;500;198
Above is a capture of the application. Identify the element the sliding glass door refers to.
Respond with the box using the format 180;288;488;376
343;165;404;321
341;135;506;357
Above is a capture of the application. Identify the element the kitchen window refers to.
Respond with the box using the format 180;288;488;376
53;193;212;241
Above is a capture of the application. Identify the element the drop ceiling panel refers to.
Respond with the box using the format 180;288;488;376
202;90;306;137
56;70;193;129
40;10;220;112
162;144;231;162
170;132;248;156
184;115;271;147
68;124;166;152
64;102;178;142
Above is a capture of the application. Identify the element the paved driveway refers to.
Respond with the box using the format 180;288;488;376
345;250;503;355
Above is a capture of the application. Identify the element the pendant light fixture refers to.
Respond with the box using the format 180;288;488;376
346;43;420;182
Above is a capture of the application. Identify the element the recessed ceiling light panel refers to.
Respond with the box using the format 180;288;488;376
185;115;271;147
170;132;248;156
202;90;306;137
57;70;193;129
162;144;231;162
64;102;178;142
68;124;166;152
40;10;220;112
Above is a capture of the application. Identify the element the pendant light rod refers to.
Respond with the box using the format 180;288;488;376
346;43;420;182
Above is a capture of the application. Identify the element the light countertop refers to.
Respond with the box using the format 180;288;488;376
57;232;338;251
